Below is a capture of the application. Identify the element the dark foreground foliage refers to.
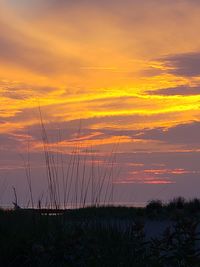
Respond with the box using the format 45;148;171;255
1;199;200;267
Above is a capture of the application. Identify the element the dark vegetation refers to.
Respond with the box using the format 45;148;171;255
1;197;200;267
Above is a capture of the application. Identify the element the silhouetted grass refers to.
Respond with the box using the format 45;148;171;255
30;108;120;210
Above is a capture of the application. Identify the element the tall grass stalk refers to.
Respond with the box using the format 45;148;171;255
30;107;121;209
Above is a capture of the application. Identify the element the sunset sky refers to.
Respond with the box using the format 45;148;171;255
1;0;200;206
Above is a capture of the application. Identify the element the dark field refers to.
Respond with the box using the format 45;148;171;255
1;198;200;267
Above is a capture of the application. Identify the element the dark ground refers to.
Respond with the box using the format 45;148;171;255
1;198;200;267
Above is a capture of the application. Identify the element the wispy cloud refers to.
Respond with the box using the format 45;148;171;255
146;85;200;96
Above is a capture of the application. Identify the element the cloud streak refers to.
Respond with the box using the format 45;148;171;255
146;85;200;96
161;52;200;77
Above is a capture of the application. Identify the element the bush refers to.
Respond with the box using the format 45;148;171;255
187;198;200;213
146;200;163;210
167;197;185;210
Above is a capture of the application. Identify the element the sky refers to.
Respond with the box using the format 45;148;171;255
1;0;200;207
